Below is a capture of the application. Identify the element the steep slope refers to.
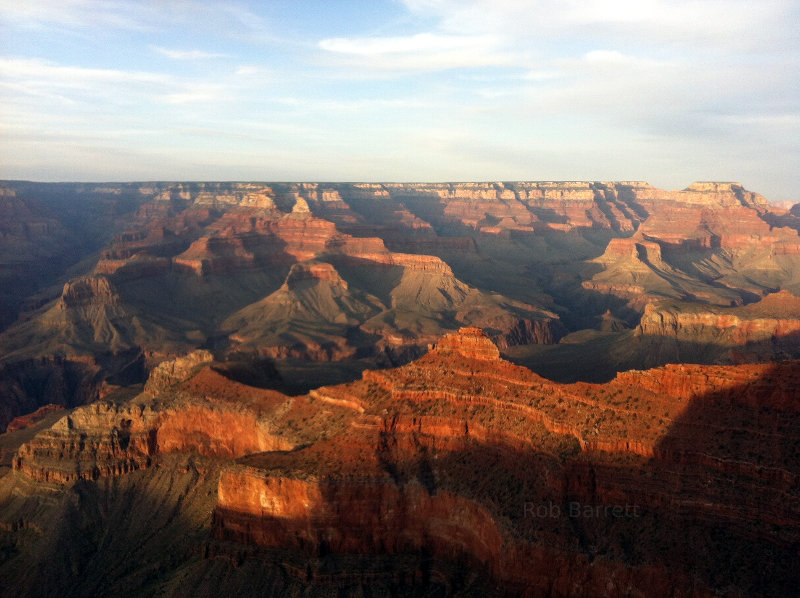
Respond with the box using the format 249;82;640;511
0;183;568;428
2;329;798;596
0;182;148;331
223;262;385;360
584;182;800;306
0;276;191;359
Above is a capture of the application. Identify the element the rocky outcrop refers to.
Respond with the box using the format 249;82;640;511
154;182;279;210
4;404;65;433
427;326;501;360
0;356;101;433
11;367;307;484
143;350;214;394
57;276;120;312
6;328;800;596
637;291;800;349
209;329;800;596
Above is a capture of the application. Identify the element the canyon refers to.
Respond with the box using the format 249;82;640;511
1;180;799;596
1;328;798;596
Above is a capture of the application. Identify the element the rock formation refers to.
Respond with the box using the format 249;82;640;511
2;179;800;595
2;328;797;596
3;179;800;429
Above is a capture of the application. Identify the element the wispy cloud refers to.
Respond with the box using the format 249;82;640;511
320;33;483;56
1;1;798;202
319;32;509;70
0;0;285;45
0;57;239;116
151;46;230;60
162;84;231;105
0;57;168;86
0;0;153;31
399;0;796;49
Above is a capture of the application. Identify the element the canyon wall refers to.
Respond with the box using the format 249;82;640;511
3;328;798;595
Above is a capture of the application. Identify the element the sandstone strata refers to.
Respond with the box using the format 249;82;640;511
207;329;799;596
5;328;799;595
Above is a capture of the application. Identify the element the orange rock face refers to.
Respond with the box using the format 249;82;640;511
206;329;800;596
4;404;65;433
427;326;501;360
6;328;800;595
636;291;800;357
11;367;293;483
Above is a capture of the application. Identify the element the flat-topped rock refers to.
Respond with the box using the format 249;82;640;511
429;327;501;360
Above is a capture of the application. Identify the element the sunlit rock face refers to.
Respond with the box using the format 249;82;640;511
3;327;799;596
206;328;799;597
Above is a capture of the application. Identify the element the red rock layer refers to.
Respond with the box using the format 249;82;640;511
4;404;65;433
209;329;800;595
9;328;800;594
11;367;297;483
636;291;800;347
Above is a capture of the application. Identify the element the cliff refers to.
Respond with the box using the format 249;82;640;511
583;182;800;308
4;178;800;453
635;291;800;362
4;328;799;595
11;365;354;484
210;329;799;596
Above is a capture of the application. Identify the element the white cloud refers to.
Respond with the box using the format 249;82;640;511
0;0;284;45
581;50;665;68
320;33;479;56
318;32;508;70
162;84;231;104
0;57;168;86
0;0;154;31
235;65;270;77
151;46;229;60
399;0;794;48
1;1;798;202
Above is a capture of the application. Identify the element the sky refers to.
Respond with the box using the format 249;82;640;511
1;1;798;202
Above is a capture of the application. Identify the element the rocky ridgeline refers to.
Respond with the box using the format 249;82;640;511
10;361;341;483
4;328;799;595
633;291;800;362
427;326;501;360
3;180;800;594
211;328;799;595
143;349;213;394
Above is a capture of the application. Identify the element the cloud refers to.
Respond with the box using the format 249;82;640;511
0;57;239;119
581;50;664;67
318;32;510;70
0;57;168;86
151;46;230;60
234;65;269;77
0;0;153;31
1;1;798;202
162;84;231;104
317;0;798;78
399;0;797;49
0;0;285;45
320;33;478;56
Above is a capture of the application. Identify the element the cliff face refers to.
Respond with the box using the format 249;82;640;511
10;363;354;484
209;329;799;596
3;328;799;596
0;355;102;433
583;182;800;308
4;180;800;595
633;291;800;364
